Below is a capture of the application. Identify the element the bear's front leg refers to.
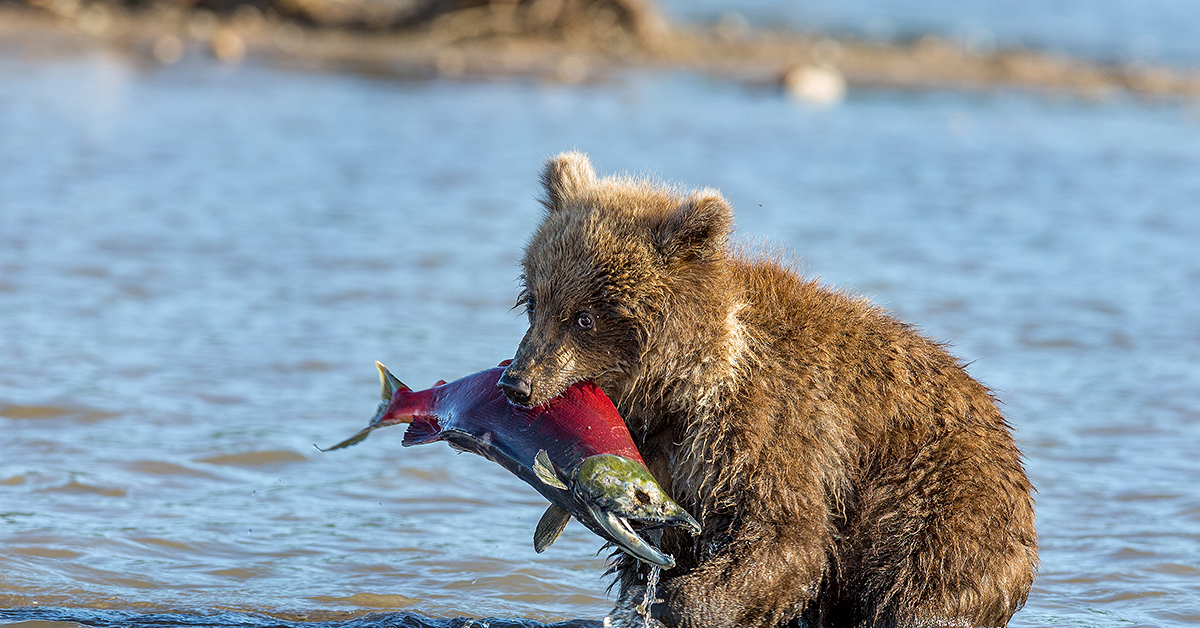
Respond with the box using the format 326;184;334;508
605;582;670;628
610;526;829;628
663;534;826;628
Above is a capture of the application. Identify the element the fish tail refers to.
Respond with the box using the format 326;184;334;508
316;426;377;452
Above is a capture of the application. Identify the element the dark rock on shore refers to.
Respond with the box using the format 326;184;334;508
6;0;663;42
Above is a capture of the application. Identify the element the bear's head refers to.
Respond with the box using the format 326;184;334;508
499;151;734;409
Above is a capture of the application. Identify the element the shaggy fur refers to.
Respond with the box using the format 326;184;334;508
501;152;1037;628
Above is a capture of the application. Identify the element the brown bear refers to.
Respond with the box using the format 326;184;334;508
498;152;1037;628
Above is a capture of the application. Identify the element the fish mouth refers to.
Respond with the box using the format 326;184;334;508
636;508;703;536
589;506;702;569
591;507;678;569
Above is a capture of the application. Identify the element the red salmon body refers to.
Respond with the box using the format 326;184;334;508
385;366;645;469
323;361;699;567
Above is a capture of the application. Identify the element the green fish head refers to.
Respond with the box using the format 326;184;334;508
571;454;701;568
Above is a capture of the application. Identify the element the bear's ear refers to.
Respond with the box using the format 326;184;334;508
654;191;732;263
540;151;596;212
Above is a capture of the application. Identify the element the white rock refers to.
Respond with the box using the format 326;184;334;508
782;64;847;107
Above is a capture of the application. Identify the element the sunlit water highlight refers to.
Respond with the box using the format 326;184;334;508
2;45;1199;628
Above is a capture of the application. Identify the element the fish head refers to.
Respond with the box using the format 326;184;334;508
571;454;701;569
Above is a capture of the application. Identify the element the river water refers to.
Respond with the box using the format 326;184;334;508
2;11;1200;628
660;0;1200;67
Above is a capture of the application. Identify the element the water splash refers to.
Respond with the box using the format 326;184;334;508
635;565;661;628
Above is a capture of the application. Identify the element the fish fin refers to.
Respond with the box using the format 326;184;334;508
533;505;571;553
376;362;410;402
401;415;441;446
533;450;568;490
433;379;447;386
317;426;376;452
498;359;513;367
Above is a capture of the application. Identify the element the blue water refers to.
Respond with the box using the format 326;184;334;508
2;14;1200;628
0;608;599;627
660;0;1200;67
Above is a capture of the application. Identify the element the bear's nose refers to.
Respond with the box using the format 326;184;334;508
498;371;533;406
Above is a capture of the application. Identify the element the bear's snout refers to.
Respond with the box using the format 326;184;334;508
498;370;533;406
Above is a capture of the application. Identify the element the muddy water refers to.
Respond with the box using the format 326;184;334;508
2;50;1200;628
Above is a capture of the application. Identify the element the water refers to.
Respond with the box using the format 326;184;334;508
636;567;659;628
2;25;1200;628
660;0;1200;67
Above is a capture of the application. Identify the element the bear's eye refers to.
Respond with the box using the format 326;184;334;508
575;312;595;330
526;300;536;319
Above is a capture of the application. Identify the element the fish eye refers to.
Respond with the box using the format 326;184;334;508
575;312;595;330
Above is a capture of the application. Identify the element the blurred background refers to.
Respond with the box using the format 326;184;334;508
1;1;1199;627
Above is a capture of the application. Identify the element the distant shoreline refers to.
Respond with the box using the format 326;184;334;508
2;3;1199;101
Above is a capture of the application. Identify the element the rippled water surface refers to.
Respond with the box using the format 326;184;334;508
2;38;1200;628
661;0;1200;66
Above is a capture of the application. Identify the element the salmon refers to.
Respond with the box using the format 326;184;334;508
322;361;700;568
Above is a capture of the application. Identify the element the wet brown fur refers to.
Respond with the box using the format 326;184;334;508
502;152;1038;628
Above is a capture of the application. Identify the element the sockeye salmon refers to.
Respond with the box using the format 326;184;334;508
322;361;700;568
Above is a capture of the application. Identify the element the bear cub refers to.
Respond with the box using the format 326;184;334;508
499;152;1037;628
